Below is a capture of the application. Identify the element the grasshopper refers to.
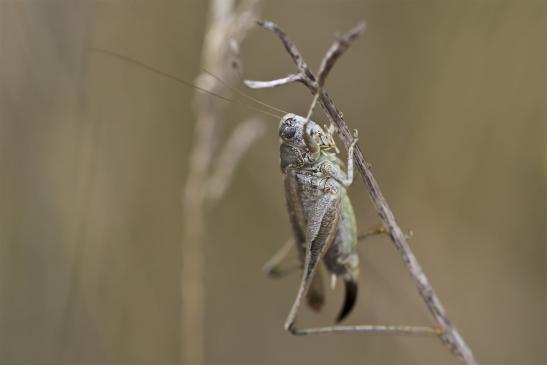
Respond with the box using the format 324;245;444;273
273;113;360;330
266;113;433;337
254;91;429;335
92;48;437;338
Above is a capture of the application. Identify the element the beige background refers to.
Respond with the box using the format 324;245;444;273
0;0;545;364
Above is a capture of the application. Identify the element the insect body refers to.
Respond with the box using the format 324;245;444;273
93;48;442;341
277;113;360;330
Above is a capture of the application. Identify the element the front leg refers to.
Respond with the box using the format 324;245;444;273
320;130;359;187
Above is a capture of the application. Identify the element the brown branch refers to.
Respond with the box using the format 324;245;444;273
245;20;479;365
317;21;367;87
256;20;315;82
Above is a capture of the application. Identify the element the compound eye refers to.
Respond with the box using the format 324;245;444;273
279;118;297;139
280;125;296;139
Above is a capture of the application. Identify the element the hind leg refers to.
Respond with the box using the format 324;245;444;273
290;323;442;336
284;194;341;333
263;238;301;279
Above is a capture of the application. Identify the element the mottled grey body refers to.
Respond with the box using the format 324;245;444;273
278;113;359;325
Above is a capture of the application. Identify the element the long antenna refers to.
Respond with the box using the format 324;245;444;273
199;67;290;116
90;48;282;120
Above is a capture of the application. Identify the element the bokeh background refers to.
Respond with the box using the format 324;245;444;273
1;0;545;364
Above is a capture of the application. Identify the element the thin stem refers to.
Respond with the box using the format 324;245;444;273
317;21;367;87
256;20;314;81
244;20;479;365
181;2;263;365
244;73;303;89
207;117;267;202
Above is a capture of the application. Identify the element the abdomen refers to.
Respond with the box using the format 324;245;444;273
323;190;359;281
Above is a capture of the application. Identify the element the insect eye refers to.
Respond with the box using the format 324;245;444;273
281;126;296;139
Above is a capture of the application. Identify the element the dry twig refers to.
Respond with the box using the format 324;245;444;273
245;20;478;365
181;1;264;365
207;117;267;202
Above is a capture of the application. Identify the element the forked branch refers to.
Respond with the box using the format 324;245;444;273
317;21;366;87
245;20;478;365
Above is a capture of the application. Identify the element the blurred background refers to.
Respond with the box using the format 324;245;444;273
0;0;545;364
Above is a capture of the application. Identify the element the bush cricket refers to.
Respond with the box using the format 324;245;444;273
92;48;440;338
